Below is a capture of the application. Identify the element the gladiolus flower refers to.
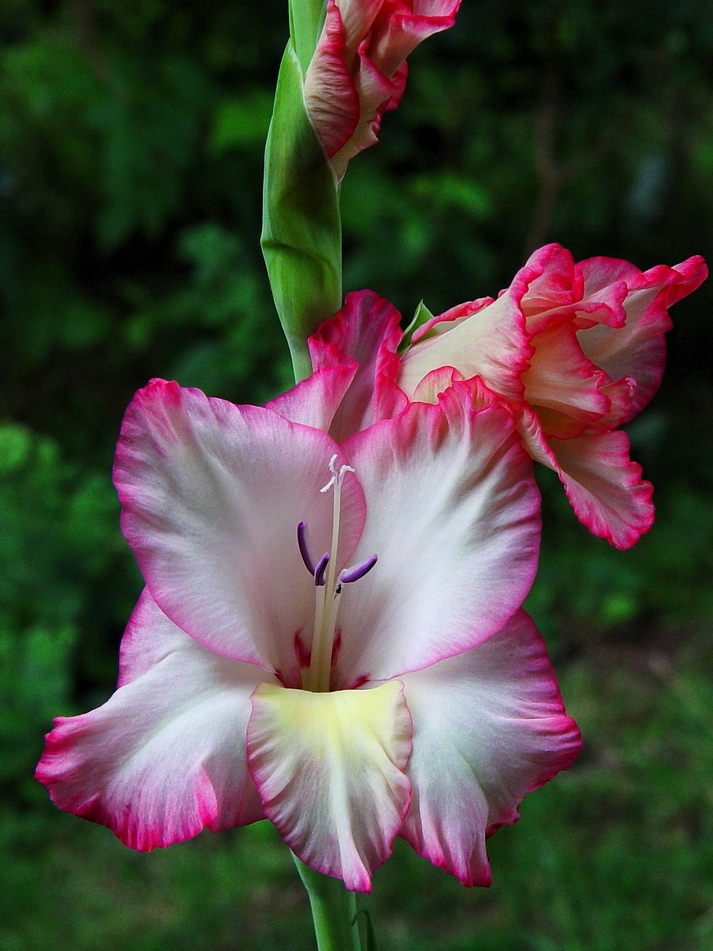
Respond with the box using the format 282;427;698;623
304;0;461;178
310;246;707;549
37;373;579;892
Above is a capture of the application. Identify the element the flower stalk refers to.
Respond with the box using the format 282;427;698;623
293;855;363;951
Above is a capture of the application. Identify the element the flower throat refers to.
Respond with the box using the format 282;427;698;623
298;455;377;692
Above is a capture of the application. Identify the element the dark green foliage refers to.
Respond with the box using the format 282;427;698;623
1;0;712;948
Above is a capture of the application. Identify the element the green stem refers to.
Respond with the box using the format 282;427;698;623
285;329;318;384
293;855;363;951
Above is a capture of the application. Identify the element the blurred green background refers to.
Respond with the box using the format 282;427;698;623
2;0;713;948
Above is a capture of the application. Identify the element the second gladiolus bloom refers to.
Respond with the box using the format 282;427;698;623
310;244;707;549
37;370;579;892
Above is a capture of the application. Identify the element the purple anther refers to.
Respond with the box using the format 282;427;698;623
339;554;378;584
297;521;316;575
314;552;330;587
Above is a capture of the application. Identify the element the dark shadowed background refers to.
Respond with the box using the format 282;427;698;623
1;1;712;948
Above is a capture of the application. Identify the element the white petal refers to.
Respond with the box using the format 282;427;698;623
399;610;581;885
37;592;270;850
336;384;541;682
113;379;366;676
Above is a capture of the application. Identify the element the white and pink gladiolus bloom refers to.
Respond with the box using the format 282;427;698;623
312;245;707;550
304;0;461;178
37;371;579;892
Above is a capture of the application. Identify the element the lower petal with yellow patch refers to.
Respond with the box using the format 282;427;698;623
246;680;412;892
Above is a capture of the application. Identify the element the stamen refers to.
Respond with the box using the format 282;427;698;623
339;554;378;584
303;454;359;692
297;521;316;575
314;552;330;587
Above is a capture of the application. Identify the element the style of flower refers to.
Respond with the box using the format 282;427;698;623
309;245;707;548
304;0;461;178
36;373;579;892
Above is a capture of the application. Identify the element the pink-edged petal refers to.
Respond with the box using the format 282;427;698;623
399;289;530;404
335;383;541;682
369;2;461;76
578;255;707;419
400;246;585;403
519;244;628;333
413;0;463;11
522;320;613;430
519;409;654;549
596;375;637;430
309;289;407;440
410;371;512;416
266;364;357;431
304;0;361;159
549;430;655;550
305;0;461;175
411;296;494;344
117;587;184;687
246;680;412;892
517;244;579;327
113;379;366;675
411;364;465;403
36;591;269;850
399;610;580;886
330;53;407;177
338;0;384;49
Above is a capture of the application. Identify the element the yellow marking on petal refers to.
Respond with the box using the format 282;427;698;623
248;681;412;891
251;680;411;775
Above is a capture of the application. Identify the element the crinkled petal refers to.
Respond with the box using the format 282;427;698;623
399;247;582;403
309;289;407;439
549;430;655;550
324;0;462;175
519;408;654;549
522;319;613;430
336;382;541;682
114;379;366;675
578;255;707;419
519;244;628;333
306;0;461;176
36;591;269;850
399;610;580;886
518;244;579;328
247;681;412;892
369;3;461;76
411;365;465;403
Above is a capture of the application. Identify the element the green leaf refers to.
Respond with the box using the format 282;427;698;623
399;299;436;353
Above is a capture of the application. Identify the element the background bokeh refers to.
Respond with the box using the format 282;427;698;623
2;1;712;948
